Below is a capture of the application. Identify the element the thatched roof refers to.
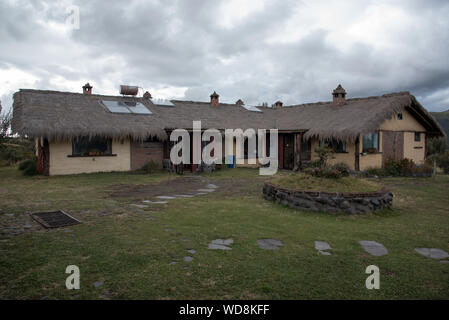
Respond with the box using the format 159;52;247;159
12;89;444;141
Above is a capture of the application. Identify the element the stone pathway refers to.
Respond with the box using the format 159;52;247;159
208;238;233;250
130;179;219;210
359;240;388;256
315;241;332;255
257;239;283;250
414;248;449;260
197;189;215;193
142;200;168;204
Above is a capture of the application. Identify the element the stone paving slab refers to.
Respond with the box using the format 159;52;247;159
414;248;449;259
318;250;331;256
187;249;196;254
197;189;215;193
257;239;283;250
142;200;168;204
184;256;193;262
315;241;331;251
156;196;176;200
174;195;195;198
131;204;149;208
208;238;233;250
359;240;388;256
207;184;218;189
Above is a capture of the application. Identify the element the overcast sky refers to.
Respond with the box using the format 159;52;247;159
1;0;449;113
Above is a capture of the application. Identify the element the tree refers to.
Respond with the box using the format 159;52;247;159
426;137;448;156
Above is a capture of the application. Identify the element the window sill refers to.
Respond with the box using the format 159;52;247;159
361;152;382;156
67;154;117;158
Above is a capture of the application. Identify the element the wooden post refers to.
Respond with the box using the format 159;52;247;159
278;134;283;169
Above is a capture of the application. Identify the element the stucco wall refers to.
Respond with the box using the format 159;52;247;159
49;139;131;175
311;138;357;171
404;132;425;164
380;109;426;131
380;109;426;164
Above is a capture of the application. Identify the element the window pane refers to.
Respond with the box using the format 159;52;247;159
362;133;379;152
73;137;112;156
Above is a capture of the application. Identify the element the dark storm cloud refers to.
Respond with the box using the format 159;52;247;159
1;0;449;113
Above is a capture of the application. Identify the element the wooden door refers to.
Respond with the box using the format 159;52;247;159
283;134;294;170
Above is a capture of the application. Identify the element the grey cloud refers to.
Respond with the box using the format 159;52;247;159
0;0;449;114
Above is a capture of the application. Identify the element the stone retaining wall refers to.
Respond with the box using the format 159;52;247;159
263;182;393;214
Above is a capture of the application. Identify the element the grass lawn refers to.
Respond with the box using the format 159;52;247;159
0;167;448;299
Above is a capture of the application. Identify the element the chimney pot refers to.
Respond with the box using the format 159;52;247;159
82;83;93;95
210;91;219;106
274;101;283;108
332;84;346;106
143;91;152;99
236;99;244;105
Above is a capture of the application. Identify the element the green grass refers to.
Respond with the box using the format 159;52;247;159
0;167;448;300
270;172;381;193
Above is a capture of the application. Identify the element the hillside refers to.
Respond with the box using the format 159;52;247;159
431;109;449;140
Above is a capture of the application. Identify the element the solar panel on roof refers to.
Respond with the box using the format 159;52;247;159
150;98;175;106
101;100;152;114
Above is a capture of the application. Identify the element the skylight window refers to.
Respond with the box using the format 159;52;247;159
150;98;175;106
242;105;262;112
101;100;152;114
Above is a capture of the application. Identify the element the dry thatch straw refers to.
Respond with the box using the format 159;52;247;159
12;89;444;142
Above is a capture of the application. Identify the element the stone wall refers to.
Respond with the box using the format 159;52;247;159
263;182;393;214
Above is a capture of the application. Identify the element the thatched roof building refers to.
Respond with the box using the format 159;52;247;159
12;88;444;142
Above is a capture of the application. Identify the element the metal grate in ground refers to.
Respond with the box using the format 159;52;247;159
30;210;81;228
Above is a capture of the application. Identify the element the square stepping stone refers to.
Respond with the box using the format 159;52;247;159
207;184;218;189
414;248;449;259
187;249;196;254
131;204;148;209
208;238;233;250
257;239;283;250
318;250;331;256
184;256;193;262
315;241;331;251
359;240;388;256
142;200;168;204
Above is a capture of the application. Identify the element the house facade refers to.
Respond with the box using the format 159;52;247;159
12;84;444;175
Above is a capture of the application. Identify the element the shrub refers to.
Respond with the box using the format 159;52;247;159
307;167;342;179
18;158;37;176
141;160;161;174
314;145;335;168
368;158;433;177
435;151;449;173
426;137;448;156
332;162;350;177
305;160;322;168
365;167;387;177
384;157;415;176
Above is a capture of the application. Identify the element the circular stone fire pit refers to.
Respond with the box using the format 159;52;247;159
263;182;393;215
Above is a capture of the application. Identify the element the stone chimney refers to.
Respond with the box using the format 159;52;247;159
332;84;346;106
210;91;219;106
236;99;244;106
143;91;152;100
82;83;93;95
274;101;283;108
